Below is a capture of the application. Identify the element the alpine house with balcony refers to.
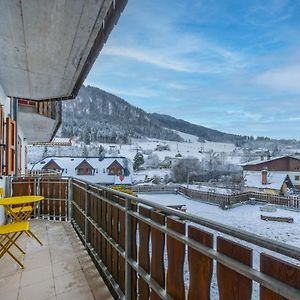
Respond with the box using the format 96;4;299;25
0;1;300;300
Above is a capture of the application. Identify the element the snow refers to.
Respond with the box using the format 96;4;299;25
32;156;133;185
138;193;300;299
173;130;199;143
186;184;235;195
133;169;171;183
244;171;287;190
28;135;240;166
138;193;300;250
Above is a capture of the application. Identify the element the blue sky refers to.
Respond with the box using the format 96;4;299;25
86;0;300;139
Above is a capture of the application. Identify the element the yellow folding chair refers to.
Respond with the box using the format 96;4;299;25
7;206;43;246
0;221;29;269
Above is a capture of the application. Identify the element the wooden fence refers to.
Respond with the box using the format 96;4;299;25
132;184;300;209
11;177;300;299
11;177;69;221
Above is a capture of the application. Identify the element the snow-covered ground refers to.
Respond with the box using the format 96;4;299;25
138;193;300;248
137;193;300;299
28;132;239;165
133;169;171;183
186;184;236;195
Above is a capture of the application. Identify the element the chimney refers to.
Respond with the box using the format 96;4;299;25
261;169;268;185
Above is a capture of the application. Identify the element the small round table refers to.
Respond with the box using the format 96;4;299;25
0;195;44;245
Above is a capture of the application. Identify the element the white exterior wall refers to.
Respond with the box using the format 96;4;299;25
287;171;300;187
0;84;28;224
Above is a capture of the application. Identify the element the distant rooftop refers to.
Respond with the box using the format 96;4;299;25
240;155;300;167
244;171;289;190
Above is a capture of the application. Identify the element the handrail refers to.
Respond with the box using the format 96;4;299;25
11;176;300;300
73;178;300;261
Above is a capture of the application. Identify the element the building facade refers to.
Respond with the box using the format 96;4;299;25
32;156;133;185
241;156;300;189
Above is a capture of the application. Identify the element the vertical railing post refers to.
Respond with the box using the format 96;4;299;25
6;176;12;197
85;183;91;246
125;197;132;300
36;177;41;218
68;178;73;222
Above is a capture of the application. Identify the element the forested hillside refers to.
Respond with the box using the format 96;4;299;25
61;85;248;144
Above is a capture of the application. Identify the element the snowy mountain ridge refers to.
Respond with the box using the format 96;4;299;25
61;85;248;145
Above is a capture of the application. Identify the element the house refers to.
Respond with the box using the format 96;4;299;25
243;170;293;195
159;157;181;169
155;144;170;151
241;155;300;190
32;156;133;185
41;159;64;175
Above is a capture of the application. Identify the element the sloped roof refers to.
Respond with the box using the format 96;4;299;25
32;156;132;184
41;159;62;170
107;159;124;170
240;155;300;167
244;171;289;190
75;159;95;170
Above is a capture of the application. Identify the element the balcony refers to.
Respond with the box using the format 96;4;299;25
0;220;112;300
18;99;62;143
2;177;300;299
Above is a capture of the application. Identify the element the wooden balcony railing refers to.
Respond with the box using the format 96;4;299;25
10;176;300;300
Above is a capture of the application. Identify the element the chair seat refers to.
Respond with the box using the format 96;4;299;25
0;221;29;235
11;206;32;213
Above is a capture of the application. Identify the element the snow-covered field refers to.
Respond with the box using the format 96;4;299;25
138;193;300;299
187;184;236;195
28;132;239;165
138;193;300;248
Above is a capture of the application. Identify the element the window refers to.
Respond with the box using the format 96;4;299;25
108;163;123;175
77;167;93;175
295;176;300;181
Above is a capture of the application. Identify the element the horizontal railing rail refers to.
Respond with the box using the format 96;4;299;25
10;176;300;300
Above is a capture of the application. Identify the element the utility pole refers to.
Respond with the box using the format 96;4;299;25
187;171;190;189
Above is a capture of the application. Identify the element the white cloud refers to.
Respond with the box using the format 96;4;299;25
102;43;246;75
102;46;193;73
256;64;300;93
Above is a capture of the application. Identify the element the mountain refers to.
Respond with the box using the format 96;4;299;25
151;113;246;144
61;85;247;144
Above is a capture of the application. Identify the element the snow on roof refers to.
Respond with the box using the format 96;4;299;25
52;138;71;143
240;155;300;167
244;171;288;190
32;156;132;185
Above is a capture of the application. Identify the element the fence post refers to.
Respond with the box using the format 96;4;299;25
84;183;91;246
68;178;73;222
125;197;132;300
36;177;41;218
6;176;12;197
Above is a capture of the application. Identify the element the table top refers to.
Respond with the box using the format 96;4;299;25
0;195;44;205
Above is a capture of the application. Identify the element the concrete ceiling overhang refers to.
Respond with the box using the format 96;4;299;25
0;0;127;101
